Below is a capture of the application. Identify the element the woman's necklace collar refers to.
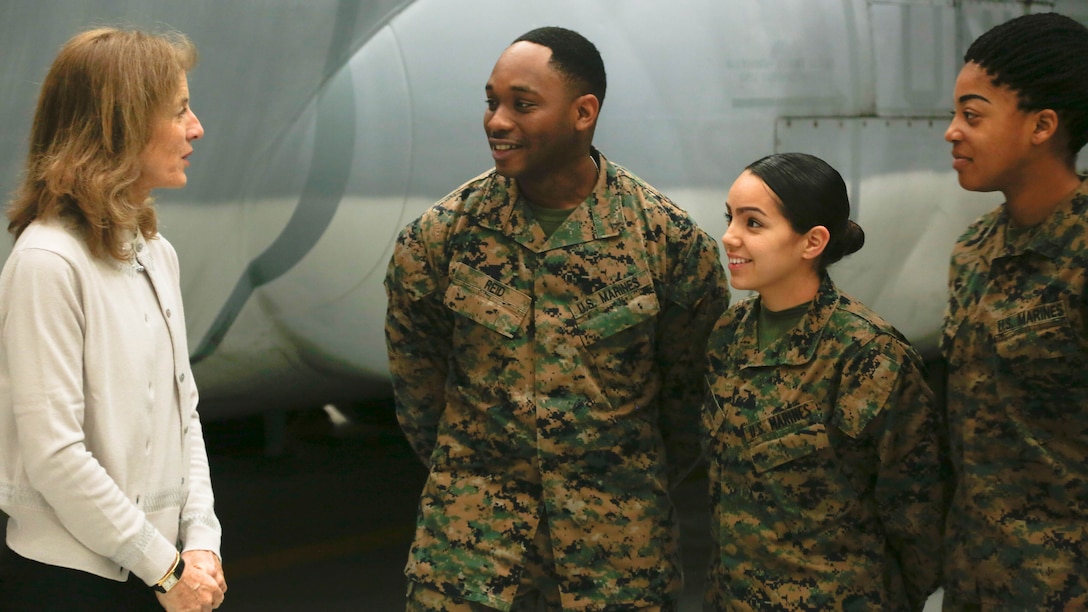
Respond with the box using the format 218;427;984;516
119;232;146;273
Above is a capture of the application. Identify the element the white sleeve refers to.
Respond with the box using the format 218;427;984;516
180;404;222;556
158;237;222;558
3;248;177;583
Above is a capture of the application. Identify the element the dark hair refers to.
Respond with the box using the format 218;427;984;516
746;152;864;271
965;12;1088;160
513;26;606;107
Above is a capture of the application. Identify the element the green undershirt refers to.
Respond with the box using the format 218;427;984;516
758;300;811;350
527;200;577;238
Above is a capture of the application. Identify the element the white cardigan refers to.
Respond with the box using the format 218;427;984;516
0;217;221;585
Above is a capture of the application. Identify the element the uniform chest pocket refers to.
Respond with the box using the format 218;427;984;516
747;421;830;473
444;262;531;338
570;271;659;346
993;300;1087;390
745;417;856;535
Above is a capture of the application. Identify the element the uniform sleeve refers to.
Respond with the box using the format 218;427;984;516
655;226;730;488
385;218;452;466
3;248;179;584
837;336;947;609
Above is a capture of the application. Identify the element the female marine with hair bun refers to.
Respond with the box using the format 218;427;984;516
701;153;947;610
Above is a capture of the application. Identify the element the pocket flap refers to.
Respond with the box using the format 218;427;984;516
747;422;829;473
444;262;530;338
570;271;659;345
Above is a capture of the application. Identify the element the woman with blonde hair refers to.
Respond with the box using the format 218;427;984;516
0;27;225;611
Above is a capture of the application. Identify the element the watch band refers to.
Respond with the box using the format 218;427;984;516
151;555;185;593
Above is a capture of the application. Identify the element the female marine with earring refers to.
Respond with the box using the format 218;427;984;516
702;153;947;610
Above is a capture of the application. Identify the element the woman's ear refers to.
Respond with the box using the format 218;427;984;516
1031;108;1059;145
801;225;830;261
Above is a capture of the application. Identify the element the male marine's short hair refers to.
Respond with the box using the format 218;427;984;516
965;12;1088;159
514;26;607;108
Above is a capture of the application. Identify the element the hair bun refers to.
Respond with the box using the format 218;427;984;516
842;220;865;257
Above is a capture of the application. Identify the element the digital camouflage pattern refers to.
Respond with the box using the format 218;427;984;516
404;519;678;611
940;179;1088;609
405;519;562;611
385;149;729;610
703;275;946;611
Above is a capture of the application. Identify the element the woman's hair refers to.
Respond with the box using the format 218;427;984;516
746;152;864;272
965;12;1088;163
7;27;197;261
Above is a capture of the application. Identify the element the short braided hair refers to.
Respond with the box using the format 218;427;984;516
965;12;1088;160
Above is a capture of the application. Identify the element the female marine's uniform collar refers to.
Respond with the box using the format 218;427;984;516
731;274;839;368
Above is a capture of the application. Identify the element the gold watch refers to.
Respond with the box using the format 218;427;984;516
151;555;185;593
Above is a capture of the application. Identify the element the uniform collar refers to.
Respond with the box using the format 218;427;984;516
984;177;1088;262
468;147;624;252
732;274;840;368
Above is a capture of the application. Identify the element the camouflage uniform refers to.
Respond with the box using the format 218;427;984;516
385;149;729;611
703;275;945;611
941;179;1088;609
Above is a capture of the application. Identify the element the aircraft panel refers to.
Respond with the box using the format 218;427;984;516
1;0;1084;417
776;116;1000;349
